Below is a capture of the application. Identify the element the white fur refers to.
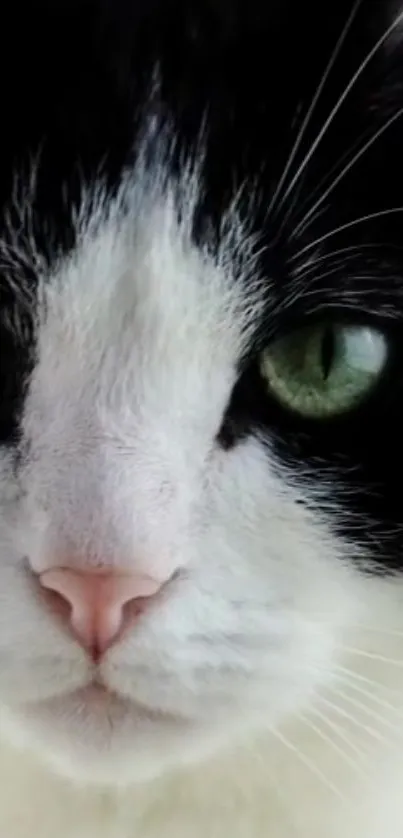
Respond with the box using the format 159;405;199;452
0;158;402;836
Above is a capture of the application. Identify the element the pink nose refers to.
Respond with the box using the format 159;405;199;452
39;569;162;660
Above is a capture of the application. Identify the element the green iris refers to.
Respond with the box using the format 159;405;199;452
260;322;388;418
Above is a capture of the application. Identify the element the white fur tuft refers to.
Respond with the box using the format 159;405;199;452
0;151;402;836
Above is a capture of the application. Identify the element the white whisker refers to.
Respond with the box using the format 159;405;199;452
292;242;392;278
288;126;370;231
267;0;363;218
279;6;403;207
334;673;403;718
291;208;403;262
270;727;345;800
317;694;397;749
273;169;309;244
338;646;403;666
310;702;370;763
280;270;391;315
330;683;403;734
294;105;403;238
299;709;369;777
333;663;402;695
280;265;348;308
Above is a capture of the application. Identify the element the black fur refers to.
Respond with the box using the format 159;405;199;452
1;0;403;568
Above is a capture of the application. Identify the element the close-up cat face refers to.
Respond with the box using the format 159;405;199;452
0;0;402;805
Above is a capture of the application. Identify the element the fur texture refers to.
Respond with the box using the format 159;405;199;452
0;1;403;835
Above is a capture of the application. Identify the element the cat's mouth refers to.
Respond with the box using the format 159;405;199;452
16;675;195;785
30;678;184;726
69;682;118;703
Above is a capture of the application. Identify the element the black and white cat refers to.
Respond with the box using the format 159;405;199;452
0;1;403;835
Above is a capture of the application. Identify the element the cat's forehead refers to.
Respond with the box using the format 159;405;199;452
29;161;262;413
0;0;398;209
0;0;402;361
0;0;399;298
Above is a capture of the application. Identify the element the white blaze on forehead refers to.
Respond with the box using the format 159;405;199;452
21;153;264;573
31;158;263;431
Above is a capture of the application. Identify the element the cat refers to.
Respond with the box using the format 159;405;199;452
0;0;403;835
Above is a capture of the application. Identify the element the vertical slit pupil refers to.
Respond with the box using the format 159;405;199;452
321;326;335;380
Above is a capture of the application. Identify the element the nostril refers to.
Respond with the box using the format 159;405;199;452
121;593;152;624
34;567;168;660
38;584;73;626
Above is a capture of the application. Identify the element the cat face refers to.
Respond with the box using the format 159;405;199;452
0;0;402;785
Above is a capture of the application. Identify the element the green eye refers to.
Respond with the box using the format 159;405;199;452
260;322;388;418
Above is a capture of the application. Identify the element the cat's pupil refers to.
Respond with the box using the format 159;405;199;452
320;326;335;381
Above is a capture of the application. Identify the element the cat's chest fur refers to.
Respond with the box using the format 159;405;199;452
0;726;401;838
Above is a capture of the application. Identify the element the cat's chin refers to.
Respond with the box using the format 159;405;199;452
9;682;213;786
